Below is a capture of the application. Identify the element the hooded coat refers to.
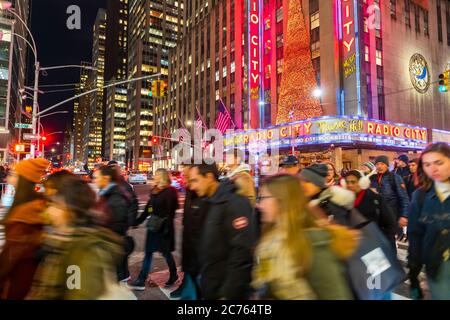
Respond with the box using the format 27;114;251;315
0;199;47;300
199;179;255;300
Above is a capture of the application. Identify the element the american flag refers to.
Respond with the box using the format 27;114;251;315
215;100;232;134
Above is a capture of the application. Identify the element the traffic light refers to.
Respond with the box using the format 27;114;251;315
41;136;47;142
159;80;168;97
438;71;449;92
151;136;159;145
151;81;158;97
15;144;25;152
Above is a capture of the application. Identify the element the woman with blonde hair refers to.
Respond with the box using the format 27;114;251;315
128;168;179;290
252;174;358;300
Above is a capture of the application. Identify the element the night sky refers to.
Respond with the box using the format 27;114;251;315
27;0;107;141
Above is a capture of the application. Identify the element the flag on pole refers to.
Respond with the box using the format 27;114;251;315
215;99;232;134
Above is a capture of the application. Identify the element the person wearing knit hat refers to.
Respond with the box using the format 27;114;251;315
299;163;328;191
374;155;389;167
394;154;411;179
0;158;49;299
14;158;50;183
360;161;376;174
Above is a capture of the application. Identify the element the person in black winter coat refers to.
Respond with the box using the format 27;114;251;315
370;155;410;230
171;166;208;299
93;166;130;281
404;158;420;199
189;162;255;300
129;168;179;291
394;154;412;179
344;170;397;246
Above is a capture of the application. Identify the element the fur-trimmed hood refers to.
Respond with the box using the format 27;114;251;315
310;186;355;210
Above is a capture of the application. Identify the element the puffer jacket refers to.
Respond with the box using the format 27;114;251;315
0;199;47;300
370;171;410;219
199;179;255;300
252;225;357;300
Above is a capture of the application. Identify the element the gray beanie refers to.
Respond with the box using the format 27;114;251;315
374;155;389;167
363;161;376;172
300;164;328;188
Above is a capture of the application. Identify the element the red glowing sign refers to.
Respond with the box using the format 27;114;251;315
342;0;355;56
249;0;260;100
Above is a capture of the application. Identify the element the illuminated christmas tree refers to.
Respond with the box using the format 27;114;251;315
276;0;323;125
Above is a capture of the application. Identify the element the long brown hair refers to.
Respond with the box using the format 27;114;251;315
417;142;450;191
260;174;318;273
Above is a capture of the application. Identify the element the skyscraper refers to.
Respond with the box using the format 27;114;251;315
0;0;30;163
72;61;92;164
126;0;183;170
104;0;128;163
85;8;107;167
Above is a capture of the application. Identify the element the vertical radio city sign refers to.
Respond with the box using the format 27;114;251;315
341;0;356;77
249;0;261;129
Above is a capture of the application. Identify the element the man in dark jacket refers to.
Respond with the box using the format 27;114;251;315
171;165;209;299
394;154;411;179
94;165;129;282
189;162;255;300
370;156;410;231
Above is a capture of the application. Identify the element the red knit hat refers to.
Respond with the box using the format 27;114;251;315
14;158;50;183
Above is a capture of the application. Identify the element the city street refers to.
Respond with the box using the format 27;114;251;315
127;184;185;300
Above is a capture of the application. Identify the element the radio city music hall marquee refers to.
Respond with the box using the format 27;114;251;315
224;117;428;149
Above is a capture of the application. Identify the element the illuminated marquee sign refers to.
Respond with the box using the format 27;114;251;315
249;0;260;100
342;0;356;77
224;117;428;149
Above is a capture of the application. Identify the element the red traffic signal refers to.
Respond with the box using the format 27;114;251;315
151;136;159;145
41;136;47;141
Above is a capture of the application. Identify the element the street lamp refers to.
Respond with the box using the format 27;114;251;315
313;87;322;98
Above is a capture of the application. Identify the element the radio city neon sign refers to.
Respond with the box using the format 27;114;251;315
342;0;355;54
249;0;260;100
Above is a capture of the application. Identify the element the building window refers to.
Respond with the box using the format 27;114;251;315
365;45;369;62
390;0;396;19
405;0;411;28
311;41;320;59
310;12;320;30
376;50;382;66
277;59;283;73
364;17;368;33
276;34;283;48
437;0;443;42
276;7;283;23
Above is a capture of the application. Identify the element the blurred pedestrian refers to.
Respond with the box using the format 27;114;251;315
93;165;131;282
343;170;397;247
360;161;376;175
394;154;411;179
323;161;340;187
0;158;49;299
129;168;179;290
279;155;301;175
370;156;410;237
404;158;420;199
299;163;356;223
253;174;357;300
170;164;208;300
408;142;450;300
189;162;255;300
0;165;6;183
27;173;126;300
226;149;256;207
